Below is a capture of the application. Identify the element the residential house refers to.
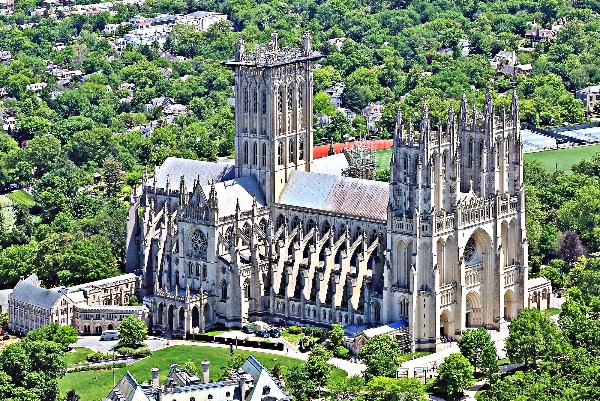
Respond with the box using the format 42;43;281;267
499;63;532;76
361;102;384;132
145;96;174;112
576;86;600;110
325;82;345;107
490;50;517;70
26;82;47;92
104;356;292;401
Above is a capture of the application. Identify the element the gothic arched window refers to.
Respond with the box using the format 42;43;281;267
289;139;295;162
244;279;250;299
261;90;267;114
287;87;293;111
299;139;304;160
191;230;208;258
262;143;267;166
221;280;227;300
253;90;258;113
253;142;258;165
478;141;484;168
298;86;303;108
464;237;476;263
277;141;283;165
278;89;283;113
468;138;474;168
374;301;381;323
243;141;249;164
243;88;248;113
188;262;193;275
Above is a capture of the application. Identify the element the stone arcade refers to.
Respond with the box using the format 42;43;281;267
127;33;528;351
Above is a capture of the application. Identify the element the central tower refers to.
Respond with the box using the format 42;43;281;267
225;32;323;204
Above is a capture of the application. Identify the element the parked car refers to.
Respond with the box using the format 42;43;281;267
241;325;254;334
257;330;270;338
2;333;9;341
100;330;119;341
269;328;281;338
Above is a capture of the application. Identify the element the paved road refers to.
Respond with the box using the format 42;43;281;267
74;336;167;353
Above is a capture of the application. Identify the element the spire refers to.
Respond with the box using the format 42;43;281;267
484;86;493;117
420;99;430;137
459;90;468;125
510;88;519;121
395;105;404;142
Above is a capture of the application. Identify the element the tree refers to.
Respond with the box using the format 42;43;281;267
364;376;427;401
64;390;80;401
271;363;283;379
306;345;333;393
218;353;246;380
52;325;78;349
328;323;345;350
458;327;498;377
23;134;62;178
102;158;123;198
327;376;364;401
557;231;589;264
117;315;147;348
359;335;401;380
183;361;198;376
435;353;474;401
505;308;559;368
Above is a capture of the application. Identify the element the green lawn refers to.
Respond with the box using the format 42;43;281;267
376;148;393;172
65;347;93;367
281;330;305;346
7;189;35;207
542;307;561;317
397;351;432;364
0;194;15;227
523;143;600;172
375;143;600;174
58;345;347;401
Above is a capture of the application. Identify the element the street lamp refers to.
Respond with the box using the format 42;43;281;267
110;347;116;388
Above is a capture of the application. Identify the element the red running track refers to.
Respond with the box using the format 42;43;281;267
313;139;393;159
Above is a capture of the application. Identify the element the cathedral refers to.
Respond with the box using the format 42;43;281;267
126;32;528;351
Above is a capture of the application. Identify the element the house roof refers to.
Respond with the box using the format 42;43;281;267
278;171;389;221
67;273;136;292
360;320;408;339
153;157;235;190
10;281;66;309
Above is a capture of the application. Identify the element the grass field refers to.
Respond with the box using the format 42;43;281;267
375;143;600;174
523;144;600;172
376;148;393;172
0;194;15;227
58;345;347;401
7;189;35;207
65;347;93;367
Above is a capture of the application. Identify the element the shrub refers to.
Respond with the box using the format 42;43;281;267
335;346;350;359
87;352;113;363
117;346;151;358
68;362;126;373
287;326;303;334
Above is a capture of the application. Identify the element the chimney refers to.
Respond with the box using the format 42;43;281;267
151;368;159;389
201;360;210;383
238;377;246;401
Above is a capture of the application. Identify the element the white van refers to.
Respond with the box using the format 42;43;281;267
100;330;119;341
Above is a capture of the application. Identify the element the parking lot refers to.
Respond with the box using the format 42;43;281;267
74;336;167;353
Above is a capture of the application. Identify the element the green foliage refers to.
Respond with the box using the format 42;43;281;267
364;376;427;401
218;353;246;381
505;308;560;368
327;376;364;401
183;361;198;376
458;327;498;378
435;353;474;401
117;315;148;349
359;334;401;381
328;323;345;350
86;352;113;363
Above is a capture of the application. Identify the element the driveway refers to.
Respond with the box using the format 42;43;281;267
74;336;167;353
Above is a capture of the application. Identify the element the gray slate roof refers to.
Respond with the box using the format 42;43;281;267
10;281;65;309
311;153;349;176
200;176;266;217
278;171;389;221
153;157;235;190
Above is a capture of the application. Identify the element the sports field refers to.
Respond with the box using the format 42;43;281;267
0;194;15;227
375;144;600;173
523;144;600;172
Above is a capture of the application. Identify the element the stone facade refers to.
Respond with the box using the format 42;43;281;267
128;33;528;350
74;305;149;335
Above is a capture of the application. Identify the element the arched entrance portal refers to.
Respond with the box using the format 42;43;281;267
168;305;174;331
504;290;517;321
203;303;211;327
192;306;199;329
158;303;164;325
440;310;451;338
465;292;482;327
